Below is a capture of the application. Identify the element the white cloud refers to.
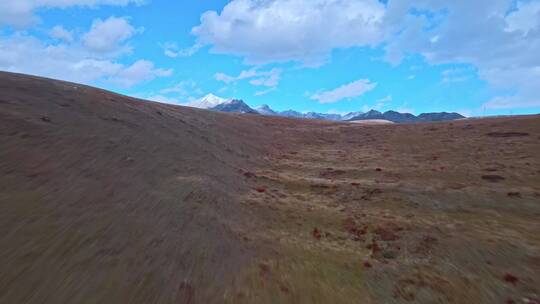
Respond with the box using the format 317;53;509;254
360;95;392;112
483;95;540;110
0;34;171;88
162;42;202;58
214;72;236;84
505;1;540;34
215;68;281;88
192;0;385;66
160;80;198;95
82;17;139;53
0;0;145;28
153;80;203;103
49;25;74;43
249;69;280;87
376;95;392;105
191;0;540;110
215;68;258;83
254;87;277;96
383;0;540;109
311;79;377;103
109;60;172;88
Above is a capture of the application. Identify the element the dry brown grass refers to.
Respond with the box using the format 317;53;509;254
1;72;539;303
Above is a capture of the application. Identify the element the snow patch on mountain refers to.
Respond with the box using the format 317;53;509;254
185;94;231;109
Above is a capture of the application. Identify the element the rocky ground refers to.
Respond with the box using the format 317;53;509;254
1;72;539;303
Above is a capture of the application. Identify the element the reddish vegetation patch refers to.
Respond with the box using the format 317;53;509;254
503;273;519;285
375;168;382;172
487;132;529;138
312;228;322;240
414;235;438;256
259;263;271;277
481;175;505;183
343;218;367;240
255;187;267;193
363;261;372;268
507;192;521;198
374;227;399;241
367;241;382;256
350;182;360;186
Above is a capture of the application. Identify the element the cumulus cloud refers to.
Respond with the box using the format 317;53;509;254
160;80;198;95
0;33;171;88
505;1;540;34
215;68;281;88
109;60;172;87
0;0;145;28
360;95;392;112
254;87;277;96
481;65;540;109
383;0;540;109
162;42;202;58
49;25;74;43
191;0;540;109
311;79;377;103
483;95;540;110
192;0;385;66
82;17;139;54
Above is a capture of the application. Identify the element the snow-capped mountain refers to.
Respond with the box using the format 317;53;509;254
183;94;465;123
341;111;364;121
255;104;465;123
346;110;465;123
255;104;277;116
303;112;342;121
185;93;231;109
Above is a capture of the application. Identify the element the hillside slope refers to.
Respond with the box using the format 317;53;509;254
0;72;279;303
1;72;540;304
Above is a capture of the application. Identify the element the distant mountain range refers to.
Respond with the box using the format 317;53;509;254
187;94;465;123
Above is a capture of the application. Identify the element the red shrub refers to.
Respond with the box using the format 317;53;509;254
312;228;322;240
503;273;519;285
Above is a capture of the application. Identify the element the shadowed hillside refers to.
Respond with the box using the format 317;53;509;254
1;72;539;303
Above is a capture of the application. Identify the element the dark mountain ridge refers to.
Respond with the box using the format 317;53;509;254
190;94;465;123
211;99;259;114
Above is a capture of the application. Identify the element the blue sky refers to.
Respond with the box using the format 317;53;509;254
1;0;539;116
